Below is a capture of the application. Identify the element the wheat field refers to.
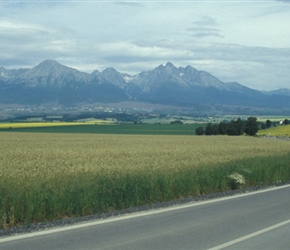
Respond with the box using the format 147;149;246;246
1;132;290;228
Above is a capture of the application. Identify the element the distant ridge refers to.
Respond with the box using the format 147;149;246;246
0;60;290;112
263;88;290;97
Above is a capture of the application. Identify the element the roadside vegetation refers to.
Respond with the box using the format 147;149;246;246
1;133;289;229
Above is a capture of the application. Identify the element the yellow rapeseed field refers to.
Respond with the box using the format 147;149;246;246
0;120;112;129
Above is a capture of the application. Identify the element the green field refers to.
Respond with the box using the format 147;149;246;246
1;132;290;229
258;124;290;137
0;123;201;135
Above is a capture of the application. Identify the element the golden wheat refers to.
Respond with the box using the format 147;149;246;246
1;133;289;181
1;132;290;228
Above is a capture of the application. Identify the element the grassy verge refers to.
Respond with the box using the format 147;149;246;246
1;154;289;229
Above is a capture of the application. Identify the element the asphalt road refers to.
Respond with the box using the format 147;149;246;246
1;185;289;250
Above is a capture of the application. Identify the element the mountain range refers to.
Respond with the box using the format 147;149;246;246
0;60;289;113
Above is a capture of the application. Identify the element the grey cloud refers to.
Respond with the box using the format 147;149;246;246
0;28;50;44
191;32;224;38
112;2;142;7
1;1;289;91
276;0;290;3
188;27;224;38
188;16;223;39
193;16;218;27
184;43;290;71
184;43;290;90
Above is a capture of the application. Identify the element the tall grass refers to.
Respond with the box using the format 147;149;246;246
1;133;289;229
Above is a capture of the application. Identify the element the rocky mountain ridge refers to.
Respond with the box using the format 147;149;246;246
0;60;289;111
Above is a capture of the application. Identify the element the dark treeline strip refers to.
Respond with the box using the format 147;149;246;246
196;117;259;136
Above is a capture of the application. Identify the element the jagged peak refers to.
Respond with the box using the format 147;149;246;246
154;62;178;74
178;65;198;74
165;62;176;68
31;59;82;75
155;64;165;70
91;69;100;75
185;65;197;70
37;59;63;68
102;67;119;74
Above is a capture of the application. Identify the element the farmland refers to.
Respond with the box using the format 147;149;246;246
258;124;290;137
1;132;290;229
0;120;114;129
0;123;200;135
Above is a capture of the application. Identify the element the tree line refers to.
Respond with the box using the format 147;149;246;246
195;117;259;136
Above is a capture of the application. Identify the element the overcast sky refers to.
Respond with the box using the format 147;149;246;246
1;0;290;91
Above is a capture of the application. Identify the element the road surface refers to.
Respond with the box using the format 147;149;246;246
1;185;289;249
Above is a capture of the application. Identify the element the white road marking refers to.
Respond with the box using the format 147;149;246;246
208;219;290;250
0;184;289;243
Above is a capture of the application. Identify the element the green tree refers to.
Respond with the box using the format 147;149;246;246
218;121;228;135
235;118;245;135
195;126;204;135
244;117;259;136
283;119;289;125
265;119;272;128
260;123;266;130
227;120;238;135
221;118;244;136
205;123;213;135
205;123;218;135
